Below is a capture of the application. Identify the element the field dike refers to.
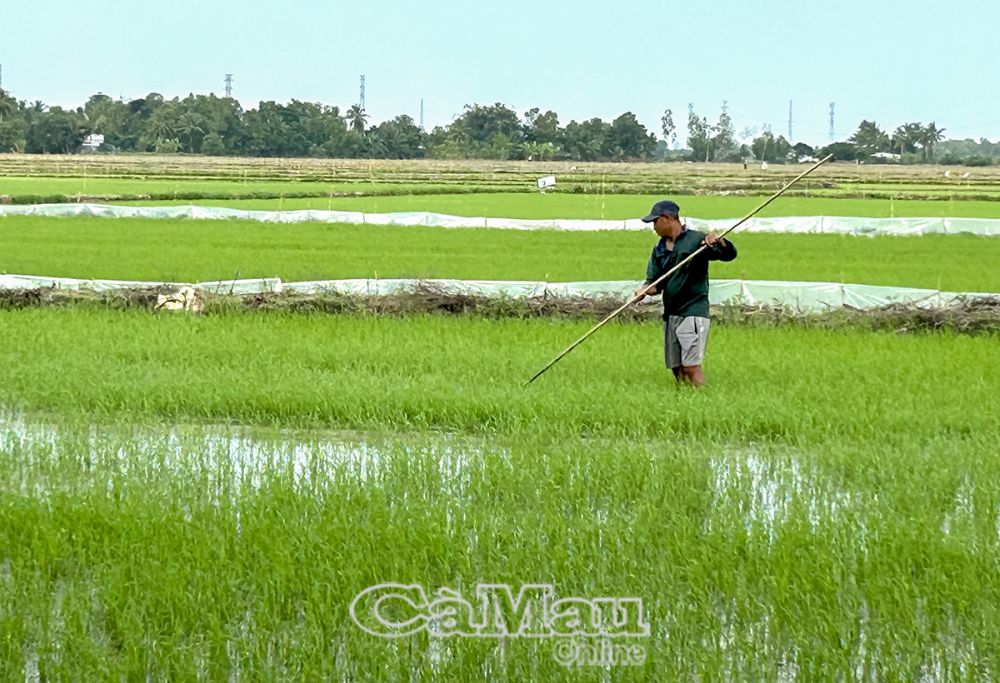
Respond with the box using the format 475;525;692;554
1;284;998;334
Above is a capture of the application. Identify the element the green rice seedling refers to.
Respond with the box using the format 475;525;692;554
0;309;994;444
1;413;999;679
109;192;1000;219
1;216;997;292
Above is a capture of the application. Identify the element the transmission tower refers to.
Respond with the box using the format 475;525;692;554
419;98;424;130
0;64;3;90
359;75;366;111
787;100;793;142
828;102;836;141
224;73;233;98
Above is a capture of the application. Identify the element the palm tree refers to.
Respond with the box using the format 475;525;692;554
920;122;945;161
346;104;368;133
148;115;176;142
890;122;924;157
0;89;15;123
176;112;205;153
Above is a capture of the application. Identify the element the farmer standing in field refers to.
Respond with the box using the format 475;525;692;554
635;200;737;387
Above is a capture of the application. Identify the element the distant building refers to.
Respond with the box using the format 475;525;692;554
870;152;902;162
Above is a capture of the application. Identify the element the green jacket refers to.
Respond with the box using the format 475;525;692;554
644;227;737;318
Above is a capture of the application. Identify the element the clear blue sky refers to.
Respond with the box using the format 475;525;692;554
3;0;998;144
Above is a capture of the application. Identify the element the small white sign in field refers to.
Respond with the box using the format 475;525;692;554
536;175;556;191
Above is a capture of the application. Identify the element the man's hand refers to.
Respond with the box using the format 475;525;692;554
703;233;727;248
635;285;655;300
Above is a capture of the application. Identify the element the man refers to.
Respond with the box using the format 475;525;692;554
634;200;737;387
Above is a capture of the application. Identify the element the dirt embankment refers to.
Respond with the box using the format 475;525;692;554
2;284;998;335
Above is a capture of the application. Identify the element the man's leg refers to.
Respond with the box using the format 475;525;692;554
675;317;710;387
680;365;705;386
665;317;683;383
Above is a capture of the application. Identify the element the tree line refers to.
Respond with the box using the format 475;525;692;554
0;89;995;165
679;104;997;166
0;91;659;161
826;119;999;166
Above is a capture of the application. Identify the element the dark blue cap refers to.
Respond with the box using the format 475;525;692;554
641;199;680;223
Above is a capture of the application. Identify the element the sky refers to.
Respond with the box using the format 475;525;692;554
2;0;999;145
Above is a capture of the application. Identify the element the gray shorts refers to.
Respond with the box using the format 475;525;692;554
664;316;710;368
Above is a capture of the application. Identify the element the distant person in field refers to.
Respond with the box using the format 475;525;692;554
634;200;737;387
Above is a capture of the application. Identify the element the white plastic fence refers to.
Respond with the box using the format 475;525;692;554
1;203;998;236
1;274;995;312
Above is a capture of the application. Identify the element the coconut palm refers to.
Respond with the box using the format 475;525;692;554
346;104;368;133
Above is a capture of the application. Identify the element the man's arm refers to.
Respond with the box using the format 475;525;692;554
636;246;662;298
635;282;657;298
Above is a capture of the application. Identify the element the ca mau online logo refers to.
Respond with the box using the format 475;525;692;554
349;583;649;667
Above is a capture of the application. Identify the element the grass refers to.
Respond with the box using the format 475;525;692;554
109;191;1000;218
0;309;998;679
2;216;998;292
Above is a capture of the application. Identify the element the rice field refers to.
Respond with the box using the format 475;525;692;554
2;155;999;679
4;154;1000;207
2;215;998;292
0;176;462;199
108;192;1000;219
3;420;999;681
0;308;995;437
0;310;998;679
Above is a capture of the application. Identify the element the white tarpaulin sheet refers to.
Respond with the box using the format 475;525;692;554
0;274;281;295
1;203;998;236
1;273;994;312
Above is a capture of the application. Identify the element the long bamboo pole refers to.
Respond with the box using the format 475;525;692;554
525;155;833;385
